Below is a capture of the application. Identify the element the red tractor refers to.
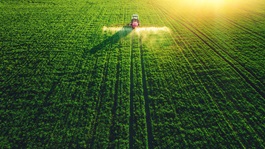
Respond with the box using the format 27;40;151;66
130;14;140;29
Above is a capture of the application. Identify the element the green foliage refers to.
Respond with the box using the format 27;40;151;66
1;0;265;148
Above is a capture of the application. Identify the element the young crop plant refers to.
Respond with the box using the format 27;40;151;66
1;0;264;148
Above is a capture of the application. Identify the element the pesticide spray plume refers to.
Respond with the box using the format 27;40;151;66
103;26;132;32
135;26;170;33
102;26;170;33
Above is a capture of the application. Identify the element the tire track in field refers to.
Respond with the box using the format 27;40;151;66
154;4;264;91
89;51;111;148
173;17;265;146
156;3;265;146
108;46;121;148
241;8;265;18
156;5;265;99
108;8;131;147
154;5;247;148
235;9;265;25
129;32;135;149
193;18;265;81
182;12;265;83
220;16;265;41
183;29;264;147
186;41;265;147
182;21;265;98
141;5;184;147
139;36;154;149
200;21;265;63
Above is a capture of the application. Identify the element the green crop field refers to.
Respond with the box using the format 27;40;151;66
1;0;264;148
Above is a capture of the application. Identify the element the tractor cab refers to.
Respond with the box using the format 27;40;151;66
131;14;140;29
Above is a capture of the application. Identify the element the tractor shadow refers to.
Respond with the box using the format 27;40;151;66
89;26;133;54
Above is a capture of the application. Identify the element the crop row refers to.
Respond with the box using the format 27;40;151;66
1;0;265;148
145;1;265;148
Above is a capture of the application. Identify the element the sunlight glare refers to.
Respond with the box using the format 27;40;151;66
168;0;257;14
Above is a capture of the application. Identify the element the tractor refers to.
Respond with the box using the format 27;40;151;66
130;14;140;29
